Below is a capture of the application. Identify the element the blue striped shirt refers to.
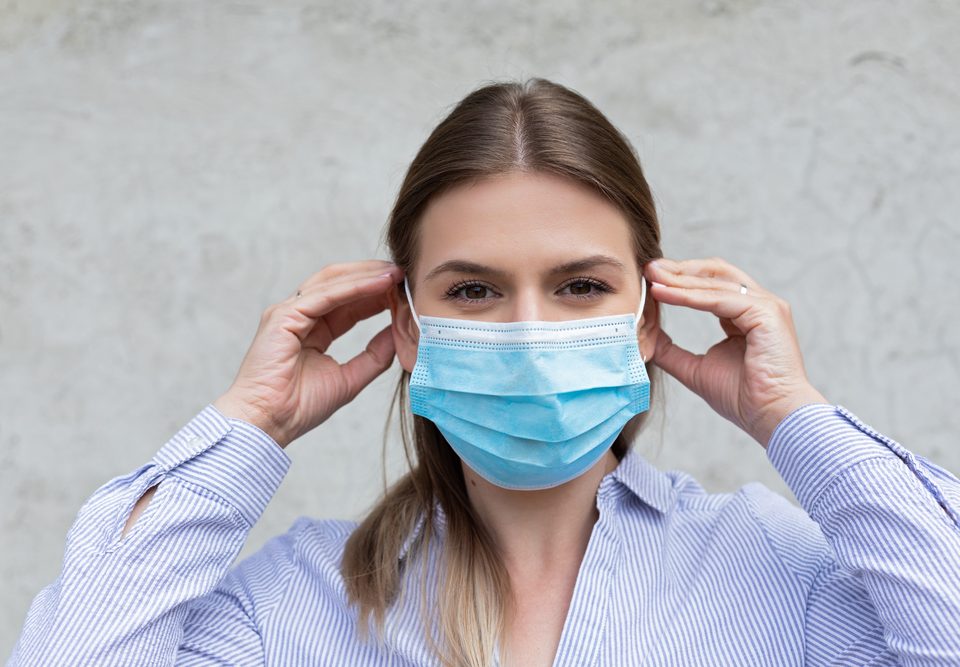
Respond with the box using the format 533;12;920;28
8;402;960;665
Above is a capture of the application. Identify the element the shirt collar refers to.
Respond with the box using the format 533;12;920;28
398;503;444;561
607;446;678;514
397;447;676;561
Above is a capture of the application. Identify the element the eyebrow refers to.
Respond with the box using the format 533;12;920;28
423;254;628;282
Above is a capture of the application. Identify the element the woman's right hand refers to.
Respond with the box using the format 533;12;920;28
212;260;403;448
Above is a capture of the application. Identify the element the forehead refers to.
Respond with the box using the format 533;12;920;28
416;171;635;277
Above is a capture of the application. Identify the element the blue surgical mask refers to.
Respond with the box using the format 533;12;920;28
403;275;650;490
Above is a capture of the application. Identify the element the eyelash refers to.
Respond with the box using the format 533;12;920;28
443;277;614;303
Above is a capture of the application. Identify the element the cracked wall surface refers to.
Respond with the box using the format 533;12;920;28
2;0;959;654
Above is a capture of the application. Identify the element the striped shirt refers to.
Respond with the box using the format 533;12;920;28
8;402;960;666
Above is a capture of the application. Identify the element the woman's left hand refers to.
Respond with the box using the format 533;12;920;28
644;256;829;449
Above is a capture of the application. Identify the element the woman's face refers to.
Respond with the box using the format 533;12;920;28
393;170;659;370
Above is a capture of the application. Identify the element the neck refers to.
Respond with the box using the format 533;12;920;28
463;450;620;578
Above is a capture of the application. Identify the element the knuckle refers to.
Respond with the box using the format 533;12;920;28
261;304;278;320
714;256;735;272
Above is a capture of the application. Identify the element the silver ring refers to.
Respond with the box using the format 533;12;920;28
739;283;748;296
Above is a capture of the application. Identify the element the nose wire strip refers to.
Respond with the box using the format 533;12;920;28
403;274;647;333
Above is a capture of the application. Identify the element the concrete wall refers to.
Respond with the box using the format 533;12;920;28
2;0;958;655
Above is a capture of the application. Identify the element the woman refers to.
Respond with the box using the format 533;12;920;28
10;79;960;666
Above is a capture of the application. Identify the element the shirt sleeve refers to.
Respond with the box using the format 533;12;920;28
766;403;960;666
7;404;292;667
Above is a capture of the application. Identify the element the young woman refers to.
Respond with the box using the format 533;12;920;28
10;79;960;666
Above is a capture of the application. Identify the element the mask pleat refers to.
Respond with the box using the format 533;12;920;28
440;417;629;490
415;341;642;396
411;383;646;442
406;306;651;490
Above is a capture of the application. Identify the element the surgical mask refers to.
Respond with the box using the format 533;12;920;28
403;275;650;490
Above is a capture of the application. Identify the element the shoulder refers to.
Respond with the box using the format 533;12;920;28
615;460;833;587
677;471;832;585
245;516;359;572
737;481;831;578
224;516;360;602
183;517;361;633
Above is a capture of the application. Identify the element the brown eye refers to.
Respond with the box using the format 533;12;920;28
560;277;612;300
444;280;496;302
568;281;593;296
463;284;488;300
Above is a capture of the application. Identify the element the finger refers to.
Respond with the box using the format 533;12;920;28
297;272;400;317
271;272;400;341
646;263;751;295
296;260;399;292
650;282;766;334
301;289;394;352
290;265;402;301
719;317;742;338
649;257;760;290
657;257;756;284
338;324;396;403
650;328;703;393
325;288;395;338
647;260;770;298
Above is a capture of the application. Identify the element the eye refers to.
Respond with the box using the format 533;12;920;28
559;277;612;300
444;280;496;302
443;277;614;304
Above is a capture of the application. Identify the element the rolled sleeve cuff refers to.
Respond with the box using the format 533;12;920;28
766;403;906;513
151;404;291;526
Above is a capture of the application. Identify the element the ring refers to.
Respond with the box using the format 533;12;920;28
739;283;748;296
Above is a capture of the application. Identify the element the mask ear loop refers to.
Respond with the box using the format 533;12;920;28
637;278;648;363
635;277;647;326
404;276;421;332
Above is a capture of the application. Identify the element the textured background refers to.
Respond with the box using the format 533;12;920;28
2;0;959;655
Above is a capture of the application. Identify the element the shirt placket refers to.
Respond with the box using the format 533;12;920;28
550;477;624;667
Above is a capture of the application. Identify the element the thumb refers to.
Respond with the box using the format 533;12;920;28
339;324;396;402
652;329;702;394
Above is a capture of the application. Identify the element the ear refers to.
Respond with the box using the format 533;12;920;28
637;279;660;364
388;280;420;373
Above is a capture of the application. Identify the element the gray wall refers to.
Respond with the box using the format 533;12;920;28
2;0;958;655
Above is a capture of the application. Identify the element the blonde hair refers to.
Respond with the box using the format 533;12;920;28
342;77;664;666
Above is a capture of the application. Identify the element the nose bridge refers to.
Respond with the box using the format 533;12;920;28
513;282;552;321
